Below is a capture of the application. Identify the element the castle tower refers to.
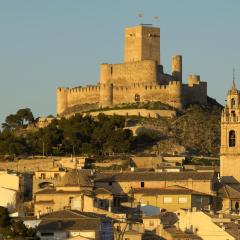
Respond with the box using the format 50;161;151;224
57;88;68;116
168;81;182;109
99;83;113;108
124;25;160;64
220;82;240;182
172;55;182;82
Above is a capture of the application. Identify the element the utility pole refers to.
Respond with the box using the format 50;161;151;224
42;141;45;158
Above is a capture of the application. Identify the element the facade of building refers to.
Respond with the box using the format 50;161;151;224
34;170;94;216
57;25;207;117
0;171;25;211
176;209;237;240
36;210;113;240
94;171;218;196
220;83;240;183
131;185;211;212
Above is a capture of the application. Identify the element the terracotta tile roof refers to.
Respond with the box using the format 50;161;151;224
35;200;54;205
37;210;114;232
41;209;112;221
219;184;240;199
94;171;216;182
38;219;101;232
35;189;87;195
58;169;93;187
131;185;210;196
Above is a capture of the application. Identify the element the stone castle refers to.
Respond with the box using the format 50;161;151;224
57;24;207;116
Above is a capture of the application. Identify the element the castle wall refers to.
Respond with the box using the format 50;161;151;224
182;75;207;106
83;109;176;118
112;81;182;109
100;60;157;86
66;86;100;109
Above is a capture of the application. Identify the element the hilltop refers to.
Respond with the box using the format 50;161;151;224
0;97;222;159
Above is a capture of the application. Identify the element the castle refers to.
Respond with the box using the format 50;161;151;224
57;24;207;116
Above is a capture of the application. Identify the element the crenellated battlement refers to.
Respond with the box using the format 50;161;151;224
56;24;208;116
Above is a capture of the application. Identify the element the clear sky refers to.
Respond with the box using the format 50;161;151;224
0;0;239;125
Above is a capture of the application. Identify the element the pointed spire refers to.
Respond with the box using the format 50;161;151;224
232;66;236;90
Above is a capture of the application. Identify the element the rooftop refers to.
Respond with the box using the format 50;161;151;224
58;169;93;187
94;171;216;182
131;185;210;196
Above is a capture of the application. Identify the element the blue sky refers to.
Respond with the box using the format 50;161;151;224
0;0;239;124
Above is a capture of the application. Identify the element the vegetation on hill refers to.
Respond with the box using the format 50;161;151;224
170;97;222;155
0;111;146;156
0;98;222;158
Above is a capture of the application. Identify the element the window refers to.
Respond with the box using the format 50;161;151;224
178;197;188;204
135;94;140;102
229;130;236;147
54;173;59;179
231;98;236;108
41;232;54;237
69;197;74;204
163;197;173;203
149;220;154;226
40;173;46;179
141;182;145;188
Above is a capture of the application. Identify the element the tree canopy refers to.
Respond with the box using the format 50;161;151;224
2;108;34;131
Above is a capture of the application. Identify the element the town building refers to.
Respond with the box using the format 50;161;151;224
36;210;113;240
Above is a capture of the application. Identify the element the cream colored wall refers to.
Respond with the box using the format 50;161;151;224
134;193;191;211
0;188;17;210
69;231;96;239
0;172;20;191
35;192;80;215
95;180;213;196
220;155;240;182
35;171;65;179
176;210;235;240
84;109;176;119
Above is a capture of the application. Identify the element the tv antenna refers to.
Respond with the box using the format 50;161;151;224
153;16;160;21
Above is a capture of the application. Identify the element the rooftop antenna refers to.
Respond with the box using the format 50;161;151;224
138;12;144;25
153;16;160;25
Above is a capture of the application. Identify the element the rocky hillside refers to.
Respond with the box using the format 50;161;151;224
132;97;222;156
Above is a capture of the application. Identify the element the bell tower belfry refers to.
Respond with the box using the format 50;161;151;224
220;79;240;182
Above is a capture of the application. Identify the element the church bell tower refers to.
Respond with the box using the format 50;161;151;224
220;79;240;182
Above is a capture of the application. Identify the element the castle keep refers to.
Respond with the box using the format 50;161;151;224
57;25;207;116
